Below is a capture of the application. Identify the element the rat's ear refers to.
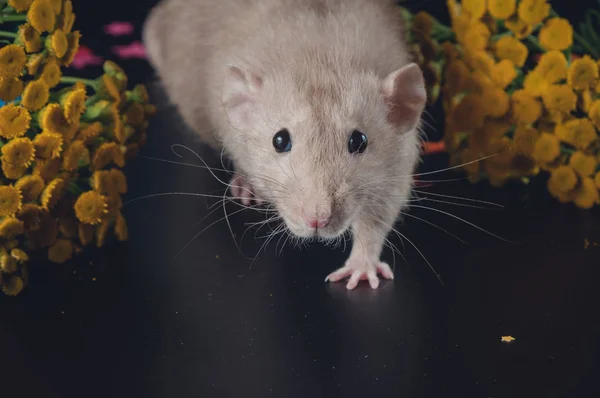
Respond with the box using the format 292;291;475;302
222;65;263;129
381;63;427;132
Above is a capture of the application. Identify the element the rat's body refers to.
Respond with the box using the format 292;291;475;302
143;0;427;289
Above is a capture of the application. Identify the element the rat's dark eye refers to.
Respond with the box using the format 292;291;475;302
348;130;368;154
273;129;292;153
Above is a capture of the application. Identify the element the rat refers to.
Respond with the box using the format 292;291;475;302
142;0;427;290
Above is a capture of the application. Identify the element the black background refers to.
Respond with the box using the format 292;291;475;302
1;1;599;397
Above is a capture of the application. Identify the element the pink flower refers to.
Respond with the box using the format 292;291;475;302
69;45;104;70
104;21;134;37
111;41;147;59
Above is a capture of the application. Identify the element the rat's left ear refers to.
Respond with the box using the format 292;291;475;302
222;65;263;130
381;63;427;132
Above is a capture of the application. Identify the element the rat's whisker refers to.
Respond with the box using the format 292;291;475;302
409;154;498;178
412;189;504;208
417;197;500;210
409;204;515;243
401;211;468;244
139;155;231;173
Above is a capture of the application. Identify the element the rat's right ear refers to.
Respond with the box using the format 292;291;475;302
222;65;263;129
381;63;427;132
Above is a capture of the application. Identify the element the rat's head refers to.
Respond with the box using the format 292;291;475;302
222;62;426;240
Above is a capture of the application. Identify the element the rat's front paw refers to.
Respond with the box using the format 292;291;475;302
325;258;394;290
230;173;262;206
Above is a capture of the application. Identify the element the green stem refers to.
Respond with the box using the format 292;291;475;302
0;14;26;23
60;76;96;87
525;35;545;52
0;30;16;38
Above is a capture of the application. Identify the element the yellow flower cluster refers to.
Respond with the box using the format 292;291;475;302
0;0;154;296
415;0;600;209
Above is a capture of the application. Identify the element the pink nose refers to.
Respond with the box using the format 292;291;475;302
302;212;330;229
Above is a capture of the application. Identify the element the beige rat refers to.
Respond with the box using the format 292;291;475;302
143;0;427;289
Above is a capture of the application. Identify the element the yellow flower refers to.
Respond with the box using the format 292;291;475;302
91;170;116;196
595;172;600;189
542;85;577;113
96;219;111;248
48;239;73;264
464;51;495;77
61;31;80;66
11;248;29;262
574;177;600;209
463;21;491;53
567;56;598;91
78;223;94;246
504;16;533;39
482;88;510;117
39;103;77;139
533;132;560;163
17;203;42;230
494;36;527;67
462;0;487;20
58;217;77;238
0;185;23;217
96;74;122;102
524;71;550;97
0;45;26;79
8;0;34;12
40;177;65;210
33;131;63;159
62;140;89;171
511;90;542;125
47;29;68;58
555;119;597;150
17;23;42;53
33;157;60;181
115;212;128;241
92;142;125;170
513;126;540;156
491;60;517;89
74;191;108;225
77;121;103;143
2;275;24;296
569;152;597;177
412;11;434;35
539;18;573;51
0;77;24;102
488;0;516;20
450;94;486;132
518;0;550;25
548;165;578;193
26;53;44;75
1;252;18;273
41;60;61;87
21;79;50;111
61;88;86;123
588;100;600;129
57;0;74;33
1;161;28;180
49;0;61;13
0;104;31;139
0;217;25;239
581;89;594;113
110;169;128;194
1;137;36;167
536;51;568;84
124;103;145;127
15;175;45;202
28;0;57;33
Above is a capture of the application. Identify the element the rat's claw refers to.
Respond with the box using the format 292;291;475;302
325;259;393;290
230;173;261;206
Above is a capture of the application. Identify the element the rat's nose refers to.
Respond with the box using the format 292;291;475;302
302;209;331;229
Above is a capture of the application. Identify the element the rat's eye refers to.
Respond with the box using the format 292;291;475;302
348;130;368;154
273;129;292;153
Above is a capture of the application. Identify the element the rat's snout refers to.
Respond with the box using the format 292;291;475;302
301;206;331;229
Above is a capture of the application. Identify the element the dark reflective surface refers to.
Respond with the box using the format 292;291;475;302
1;1;599;397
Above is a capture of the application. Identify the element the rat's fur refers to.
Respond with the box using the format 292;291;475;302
143;0;427;289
